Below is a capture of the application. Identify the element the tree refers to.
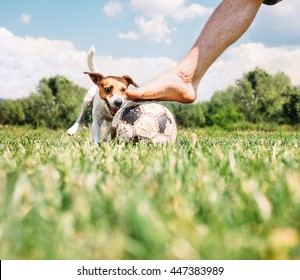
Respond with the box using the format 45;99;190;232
233;68;292;123
1;70;299;129
205;88;243;128
168;103;206;128
32;76;87;128
282;86;300;124
0;76;87;128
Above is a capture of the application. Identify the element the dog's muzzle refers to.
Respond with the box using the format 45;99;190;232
104;98;122;116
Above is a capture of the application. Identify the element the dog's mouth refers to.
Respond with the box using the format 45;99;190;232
110;106;119;116
104;99;120;116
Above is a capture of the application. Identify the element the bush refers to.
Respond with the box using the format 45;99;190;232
0;76;87;129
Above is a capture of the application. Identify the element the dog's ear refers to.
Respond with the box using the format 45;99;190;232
123;75;138;88
84;72;103;85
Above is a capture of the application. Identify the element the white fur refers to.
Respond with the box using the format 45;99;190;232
90;93;113;143
87;46;97;72
67;47;125;144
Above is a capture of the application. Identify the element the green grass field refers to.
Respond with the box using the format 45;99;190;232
0;126;299;259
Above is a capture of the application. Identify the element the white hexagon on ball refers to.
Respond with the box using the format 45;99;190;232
115;123;135;141
134;114;158;139
140;101;165;116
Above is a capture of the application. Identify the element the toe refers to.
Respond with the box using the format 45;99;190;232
125;89;142;100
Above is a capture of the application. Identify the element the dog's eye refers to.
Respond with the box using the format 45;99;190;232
105;86;113;94
121;88;126;92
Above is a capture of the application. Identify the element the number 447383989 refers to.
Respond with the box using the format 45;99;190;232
170;266;224;276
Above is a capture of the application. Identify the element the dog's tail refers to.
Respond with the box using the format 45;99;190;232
87;46;98;72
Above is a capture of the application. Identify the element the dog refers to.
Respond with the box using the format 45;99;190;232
67;47;138;143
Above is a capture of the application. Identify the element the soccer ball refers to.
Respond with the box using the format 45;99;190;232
111;101;177;144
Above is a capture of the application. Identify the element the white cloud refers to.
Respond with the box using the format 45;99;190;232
0;28;14;37
0;28;176;100
20;13;31;24
103;1;123;17
172;4;213;22
0;28;81;99
130;0;185;17
119;16;174;45
261;0;300;18
130;0;212;20
118;31;139;40
134;16;173;45
258;0;300;37
1;28;300;104
122;0;212;44
198;43;300;101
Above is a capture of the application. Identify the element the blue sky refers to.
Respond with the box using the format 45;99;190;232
0;0;220;59
1;0;300;100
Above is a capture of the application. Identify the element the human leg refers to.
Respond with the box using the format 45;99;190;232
126;0;264;103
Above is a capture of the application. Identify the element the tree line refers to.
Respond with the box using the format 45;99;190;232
0;76;90;129
0;68;299;129
168;68;300;129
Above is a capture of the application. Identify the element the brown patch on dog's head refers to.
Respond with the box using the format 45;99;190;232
122;75;138;88
84;72;138;100
83;72;103;86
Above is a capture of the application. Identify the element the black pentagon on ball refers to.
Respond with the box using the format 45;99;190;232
132;135;149;143
158;113;172;134
121;104;142;125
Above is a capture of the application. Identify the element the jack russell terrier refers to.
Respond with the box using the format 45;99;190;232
67;47;138;143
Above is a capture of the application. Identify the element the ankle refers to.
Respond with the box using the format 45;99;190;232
175;63;195;83
173;68;197;103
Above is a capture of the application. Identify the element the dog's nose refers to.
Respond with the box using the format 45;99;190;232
114;99;123;107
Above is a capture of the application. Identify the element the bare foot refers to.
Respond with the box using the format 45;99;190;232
125;68;197;104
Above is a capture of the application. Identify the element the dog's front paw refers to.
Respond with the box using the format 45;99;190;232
67;123;79;136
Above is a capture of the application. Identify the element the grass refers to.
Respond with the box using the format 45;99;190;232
0;126;300;259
